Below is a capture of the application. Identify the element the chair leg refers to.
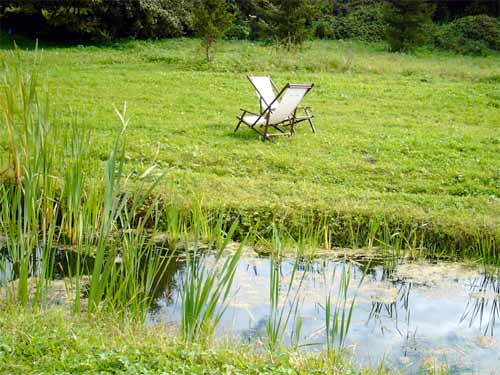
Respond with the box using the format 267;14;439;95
250;125;265;138
263;122;270;141
305;108;316;134
291;110;298;135
308;118;316;134
234;117;243;132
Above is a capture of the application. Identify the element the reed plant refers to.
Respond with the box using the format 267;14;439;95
0;49;169;322
164;202;187;251
181;220;244;342
265;225;310;352
324;262;357;354
84;105;170;320
0;46;60;307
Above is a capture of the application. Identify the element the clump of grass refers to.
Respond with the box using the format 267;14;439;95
181;219;244;343
265;225;310;352
0;45;59;307
323;262;358;354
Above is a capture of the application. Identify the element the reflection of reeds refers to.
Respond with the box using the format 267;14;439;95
460;274;500;336
364;272;416;363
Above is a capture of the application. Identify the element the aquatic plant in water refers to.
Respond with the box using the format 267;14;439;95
181;220;244;342
265;225;310;352
324;262;356;354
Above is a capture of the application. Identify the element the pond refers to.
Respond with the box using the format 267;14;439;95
148;250;500;374
1;245;499;373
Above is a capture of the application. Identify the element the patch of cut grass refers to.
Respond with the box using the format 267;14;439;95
0;37;499;248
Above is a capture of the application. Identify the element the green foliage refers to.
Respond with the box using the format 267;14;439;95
181;222;243;342
194;0;234;61
434;15;500;55
94;0;194;40
431;0;499;22
224;22;251;40
384;0;435;52
260;0;315;48
318;3;387;41
0;0;194;41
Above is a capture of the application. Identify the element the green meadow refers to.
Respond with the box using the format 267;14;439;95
1;37;500;246
1;36;500;375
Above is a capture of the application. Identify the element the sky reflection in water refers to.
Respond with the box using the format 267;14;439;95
149;252;500;374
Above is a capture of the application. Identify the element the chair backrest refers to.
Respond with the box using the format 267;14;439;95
268;84;313;124
248;76;278;111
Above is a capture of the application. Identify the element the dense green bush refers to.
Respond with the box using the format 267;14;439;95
224;22;251;40
315;3;387;42
435;15;500;55
95;0;193;40
193;0;233;61
0;0;194;42
313;18;335;39
259;0;315;47
384;0;435;52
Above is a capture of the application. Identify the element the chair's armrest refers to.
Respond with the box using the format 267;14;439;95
240;108;260;116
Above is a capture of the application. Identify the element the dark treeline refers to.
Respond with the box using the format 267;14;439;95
0;0;499;54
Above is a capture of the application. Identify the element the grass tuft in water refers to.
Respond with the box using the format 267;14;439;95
323;262;358;354
265;225;310;352
181;219;244;343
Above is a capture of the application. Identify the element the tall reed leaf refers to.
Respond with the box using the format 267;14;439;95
181;219;244;342
265;225;309;352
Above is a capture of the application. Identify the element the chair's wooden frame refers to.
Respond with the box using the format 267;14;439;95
247;76;316;134
234;83;314;140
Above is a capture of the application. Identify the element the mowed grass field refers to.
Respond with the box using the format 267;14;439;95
1;37;499;243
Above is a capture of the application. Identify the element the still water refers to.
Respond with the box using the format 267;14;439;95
1;245;499;373
148;250;500;374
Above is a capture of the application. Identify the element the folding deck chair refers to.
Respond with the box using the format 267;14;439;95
247;76;316;134
234;83;314;140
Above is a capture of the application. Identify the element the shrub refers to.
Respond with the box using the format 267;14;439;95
193;0;234;61
224;22;251;40
94;0;194;39
260;0;315;48
0;0;194;42
384;0;436;52
314;19;335;39
316;3;387;42
435;15;500;55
